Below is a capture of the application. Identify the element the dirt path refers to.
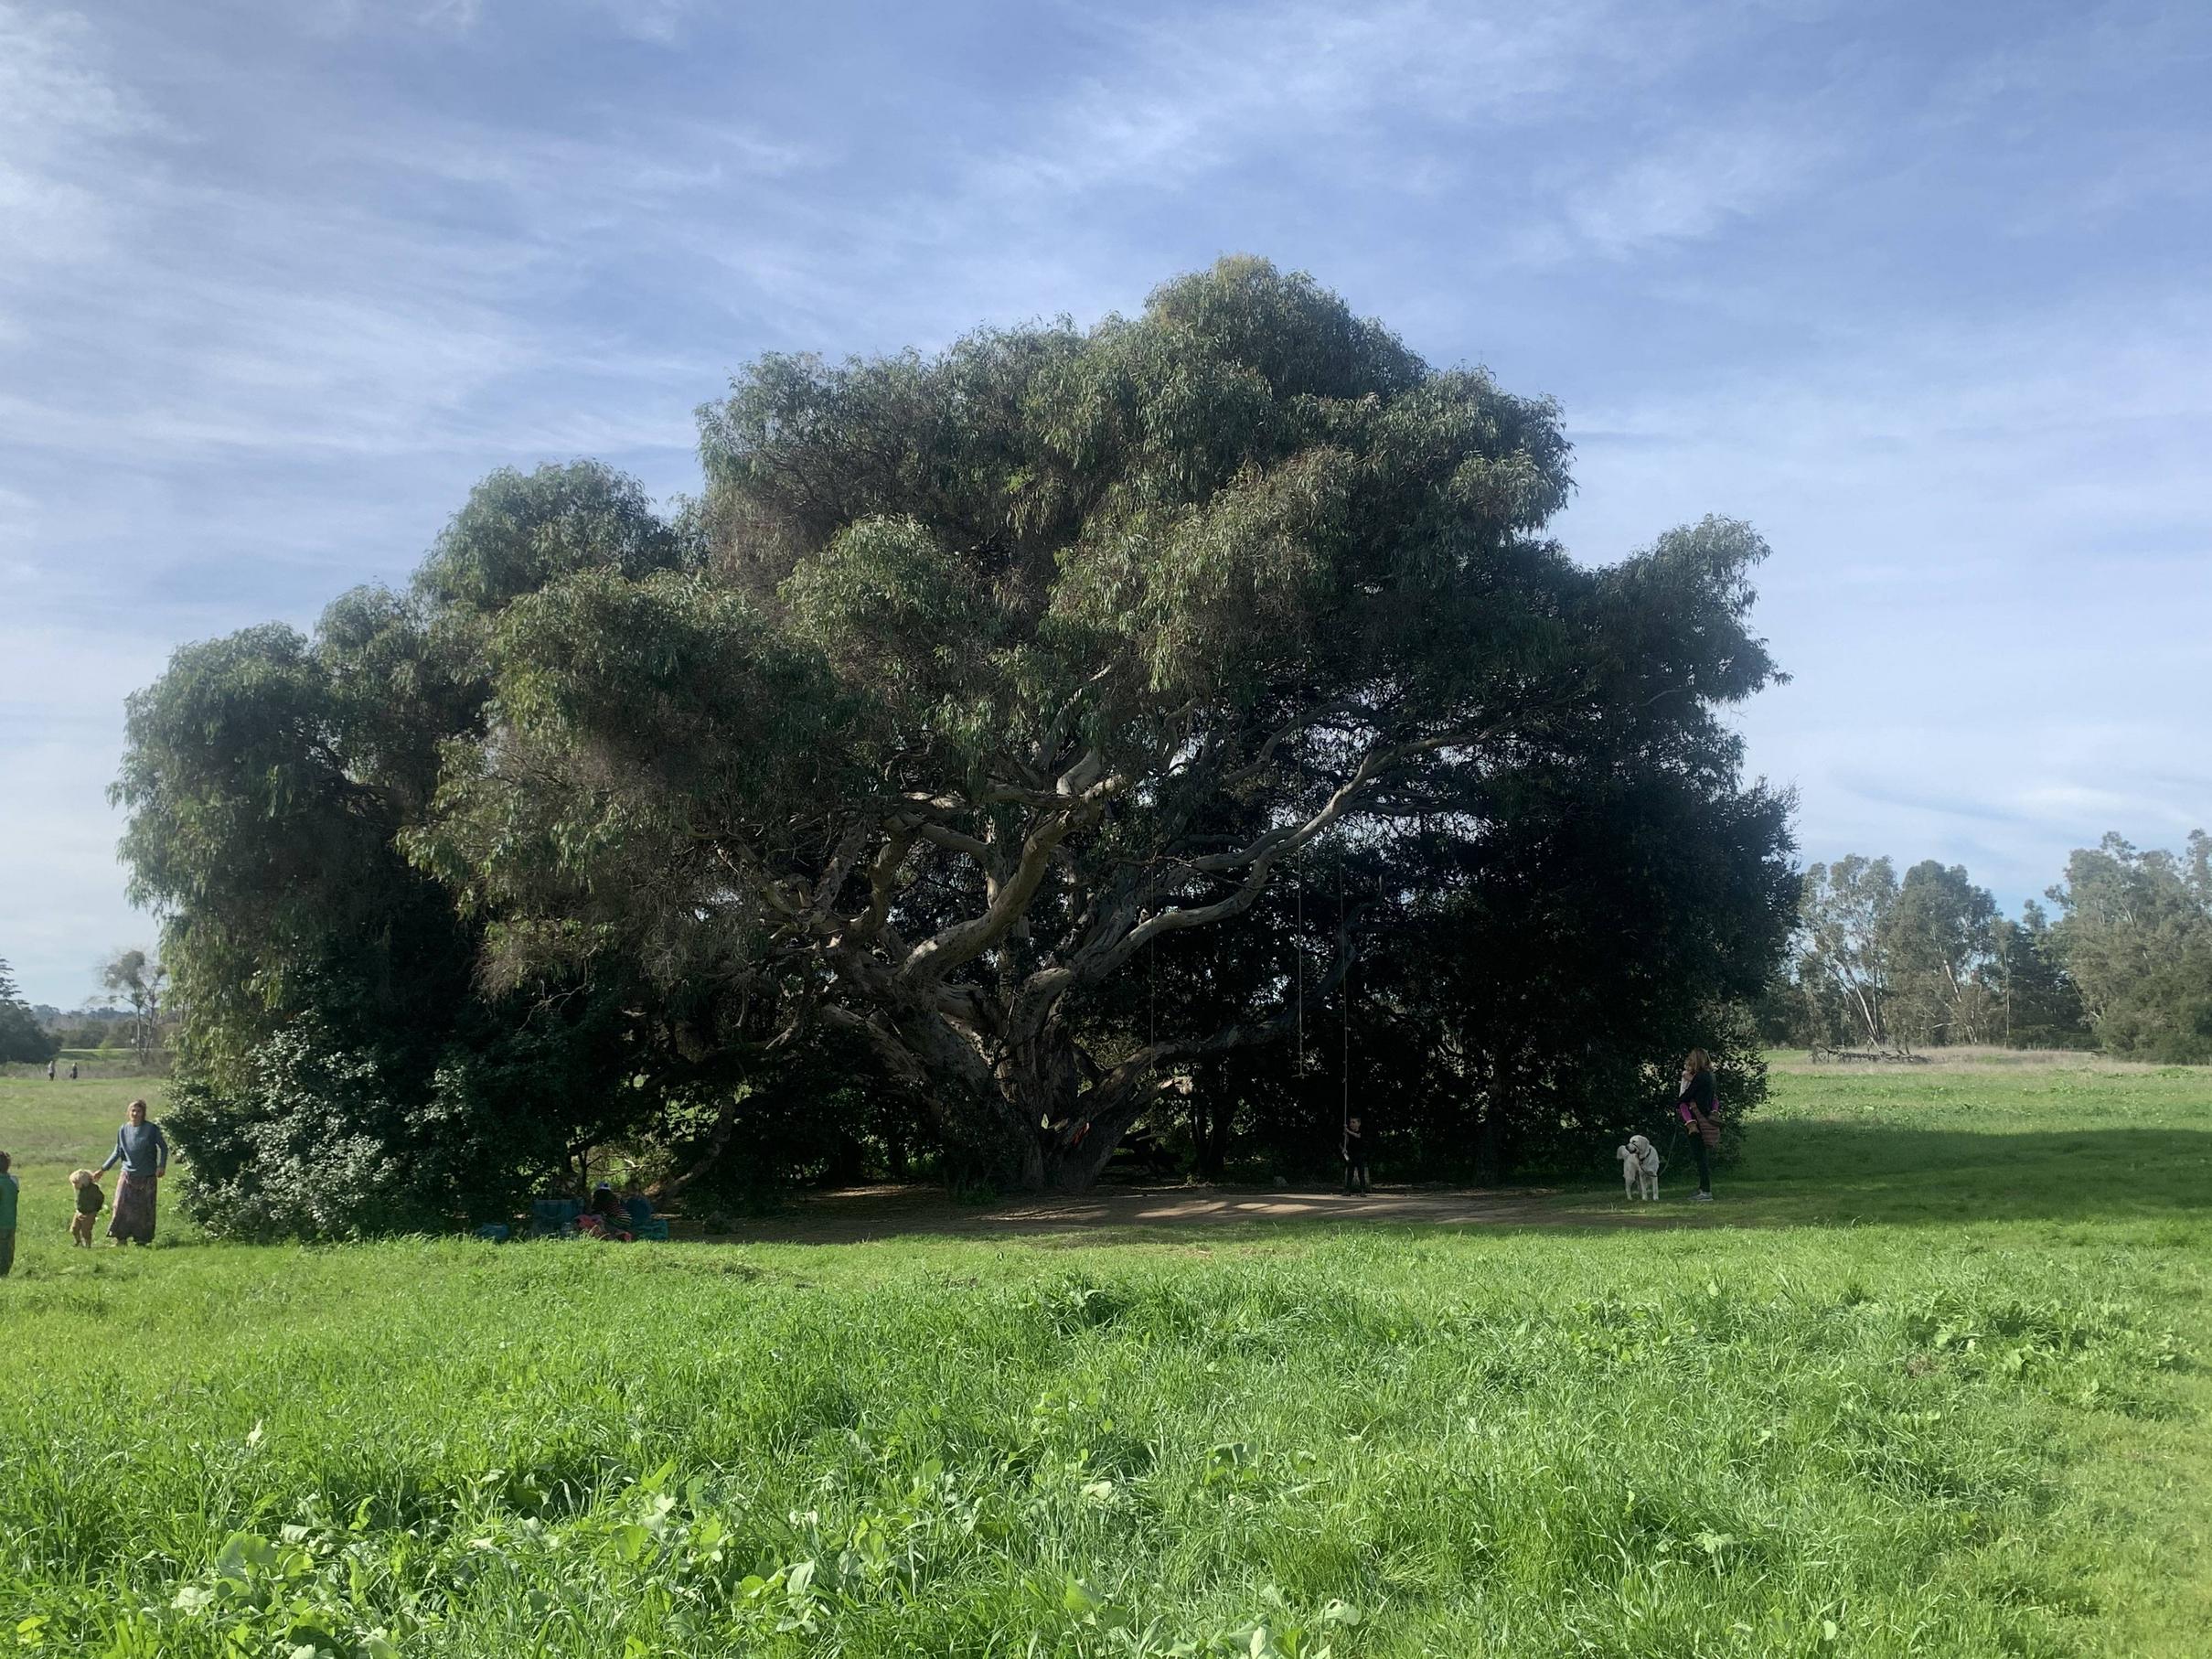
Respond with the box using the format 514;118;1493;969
701;1183;1675;1244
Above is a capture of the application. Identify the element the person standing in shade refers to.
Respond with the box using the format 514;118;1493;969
0;1151;18;1276
69;1061;79;1081
99;1098;169;1245
46;1059;55;1080
1676;1049;1720;1202
1341;1114;1370;1195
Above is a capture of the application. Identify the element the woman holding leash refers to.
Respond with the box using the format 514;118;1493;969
1677;1049;1719;1202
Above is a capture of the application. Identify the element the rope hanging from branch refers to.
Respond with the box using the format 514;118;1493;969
1341;861;1349;1138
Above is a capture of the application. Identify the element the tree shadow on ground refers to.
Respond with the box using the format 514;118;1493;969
696;1184;1593;1247
696;1121;2212;1246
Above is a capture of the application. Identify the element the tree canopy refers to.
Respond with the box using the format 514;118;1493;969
2047;831;2212;1062
114;463;693;1234
119;258;1798;1229
0;958;59;1065
1788;857;2008;1051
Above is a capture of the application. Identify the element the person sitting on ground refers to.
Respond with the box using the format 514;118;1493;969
69;1168;105;1247
1341;1114;1370;1196
575;1182;633;1241
0;1151;17;1278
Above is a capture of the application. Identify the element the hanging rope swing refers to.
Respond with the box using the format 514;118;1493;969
1290;854;1353;1151
1295;863;1305;1076
1340;858;1350;1149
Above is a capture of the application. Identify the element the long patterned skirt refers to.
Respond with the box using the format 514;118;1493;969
109;1173;157;1244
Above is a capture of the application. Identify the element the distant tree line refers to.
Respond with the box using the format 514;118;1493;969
0;950;177;1062
114;260;1799;1238
1757;832;2212;1063
0;959;59;1064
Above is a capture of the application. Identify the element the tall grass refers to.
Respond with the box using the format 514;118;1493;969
0;1062;2205;1656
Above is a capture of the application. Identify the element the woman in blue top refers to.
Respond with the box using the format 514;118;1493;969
99;1097;169;1245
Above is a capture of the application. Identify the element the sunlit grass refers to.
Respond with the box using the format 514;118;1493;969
0;1063;2206;1656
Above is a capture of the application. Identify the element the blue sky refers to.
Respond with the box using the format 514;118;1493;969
2;0;2207;1008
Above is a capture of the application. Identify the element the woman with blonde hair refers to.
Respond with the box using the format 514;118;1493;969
1676;1049;1720;1202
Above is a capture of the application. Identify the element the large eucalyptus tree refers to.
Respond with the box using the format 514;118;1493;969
406;258;1788;1188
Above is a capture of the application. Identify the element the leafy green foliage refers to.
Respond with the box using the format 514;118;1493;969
112;466;717;1237
413;257;1793;1188
2048;831;2212;1062
411;460;687;615
160;1014;634;1237
1987;899;2090;1048
1886;861;2001;1045
1344;765;1795;1177
119;259;1799;1205
98;946;167;1058
1767;832;2209;1060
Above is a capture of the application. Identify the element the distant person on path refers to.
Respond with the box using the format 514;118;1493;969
0;1151;17;1276
69;1061;79;1081
1676;1049;1720;1202
1341;1114;1369;1195
46;1059;55;1080
98;1098;168;1245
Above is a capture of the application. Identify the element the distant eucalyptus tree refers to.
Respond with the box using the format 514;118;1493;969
1795;857;1898;1049
1886;861;1998;1045
2047;831;2212;1062
99;947;167;1059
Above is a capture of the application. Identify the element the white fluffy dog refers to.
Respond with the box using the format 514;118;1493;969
1616;1134;1661;1200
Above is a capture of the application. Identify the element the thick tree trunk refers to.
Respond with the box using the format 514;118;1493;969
958;920;1359;1190
990;1022;1169;1191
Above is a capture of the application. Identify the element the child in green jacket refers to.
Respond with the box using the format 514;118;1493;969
0;1150;19;1276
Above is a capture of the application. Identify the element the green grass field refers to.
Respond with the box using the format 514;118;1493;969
1;1058;2206;1657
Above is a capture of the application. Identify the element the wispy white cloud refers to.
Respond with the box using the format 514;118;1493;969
1556;122;1834;256
1930;0;2210;120
0;55;807;468
305;0;698;43
592;0;695;46
974;0;1683;202
646;0;1783;354
0;4;157;265
1558;279;2212;905
349;112;818;200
